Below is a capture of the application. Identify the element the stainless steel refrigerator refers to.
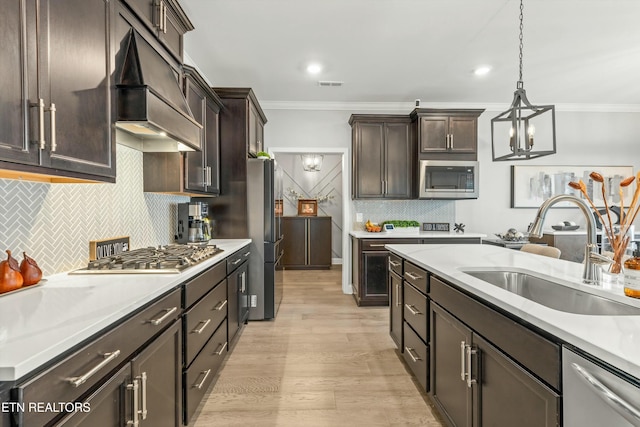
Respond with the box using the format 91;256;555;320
246;159;284;320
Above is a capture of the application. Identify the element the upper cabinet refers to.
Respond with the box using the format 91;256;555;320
183;66;223;195
214;88;267;158
410;109;484;161
120;0;193;61
142;67;223;196
0;0;116;183
350;115;415;199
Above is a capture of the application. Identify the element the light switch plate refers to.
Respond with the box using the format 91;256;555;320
356;212;363;222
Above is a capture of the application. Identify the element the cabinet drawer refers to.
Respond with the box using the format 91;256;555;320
430;276;561;390
226;250;246;274
388;252;403;276
403;282;428;342
403;321;429;392
14;288;181;427
184;319;227;424
362;238;418;251
404;262;427;294
184;261;226;308
184;279;227;366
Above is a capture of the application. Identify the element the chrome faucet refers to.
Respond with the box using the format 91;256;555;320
528;194;599;284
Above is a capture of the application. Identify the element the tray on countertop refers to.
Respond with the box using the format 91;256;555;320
0;279;46;297
551;225;580;231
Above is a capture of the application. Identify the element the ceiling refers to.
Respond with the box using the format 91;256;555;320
180;0;640;108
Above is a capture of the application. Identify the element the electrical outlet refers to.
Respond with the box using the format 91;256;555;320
356;212;363;222
250;295;257;308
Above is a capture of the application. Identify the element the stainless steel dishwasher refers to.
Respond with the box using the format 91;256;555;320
563;346;640;427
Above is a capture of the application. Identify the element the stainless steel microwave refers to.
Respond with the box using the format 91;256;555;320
419;160;479;199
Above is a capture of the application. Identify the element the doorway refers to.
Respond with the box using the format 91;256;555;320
268;147;351;294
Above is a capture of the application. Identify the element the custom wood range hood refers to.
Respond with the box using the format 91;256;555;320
115;29;202;152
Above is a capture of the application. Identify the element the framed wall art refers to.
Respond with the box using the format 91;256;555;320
297;199;318;216
510;165;634;208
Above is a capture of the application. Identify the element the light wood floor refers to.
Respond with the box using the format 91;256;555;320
193;267;445;426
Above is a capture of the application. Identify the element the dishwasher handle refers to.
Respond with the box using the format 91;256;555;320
571;362;640;425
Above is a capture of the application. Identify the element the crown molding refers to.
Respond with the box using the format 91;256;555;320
260;100;640;113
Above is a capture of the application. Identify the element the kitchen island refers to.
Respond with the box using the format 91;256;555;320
388;243;640;427
0;239;250;427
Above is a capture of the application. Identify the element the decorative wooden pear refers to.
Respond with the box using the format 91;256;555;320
20;252;43;286
0;250;24;294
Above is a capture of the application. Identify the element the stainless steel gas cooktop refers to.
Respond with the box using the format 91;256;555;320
70;244;223;274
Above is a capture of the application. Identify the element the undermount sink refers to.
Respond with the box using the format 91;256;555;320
462;269;640;316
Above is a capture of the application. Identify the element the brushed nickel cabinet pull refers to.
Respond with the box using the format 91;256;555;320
396;283;400;306
243;251;251;257
31;98;45;149
405;347;421;362
126;378;139;427
66;350;121;387
139;372;148;420
47;103;56;152
450;134;454;149
214;341;228;356
192;319;211;334
369;244;385;247
231;259;242;265
405;272;422;280
193;369;211;389
389;260;401;268
157;0;164;31
213;300;227;311
460;341;466;381
466;345;477;388
149;307;177;326
404;303;421;316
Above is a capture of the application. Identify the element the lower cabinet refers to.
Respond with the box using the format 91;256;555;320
388;255;403;348
282;216;331;269
389;252;562;427
226;246;251;344
353;236;481;307
11;289;182;427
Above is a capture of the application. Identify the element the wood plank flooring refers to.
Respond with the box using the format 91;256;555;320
193;267;445;426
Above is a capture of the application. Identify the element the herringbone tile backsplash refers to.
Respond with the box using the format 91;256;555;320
0;144;189;275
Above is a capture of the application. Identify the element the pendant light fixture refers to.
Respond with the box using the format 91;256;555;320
491;0;556;161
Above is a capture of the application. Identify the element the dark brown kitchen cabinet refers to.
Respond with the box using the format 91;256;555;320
214;88;267;158
11;288;182;427
410;109;484;161
120;0;193;61
281;216;332;269
429;277;560;427
350;115;414;199
0;0;116;183
183;65;223;195
388;253;403;349
226;246;251;345
351;237;420;306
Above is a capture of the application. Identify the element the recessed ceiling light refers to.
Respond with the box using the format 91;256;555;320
306;63;322;75
474;66;491;76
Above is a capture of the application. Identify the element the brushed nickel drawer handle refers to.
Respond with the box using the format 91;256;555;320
243;251;251;257
389;260;401;267
126;378;139;427
193;369;211;389
405;272;422;280
149;307;177;326
192;319;211;334
214;341;228;356
405;347;421;362
466;345;477;388
31;98;45;149
460;341;467;381
66;350;121;387
231;259;242;265
214;300;227;311
48;103;56;152
405;304;421;316
139;372;148;420
369;244;385;247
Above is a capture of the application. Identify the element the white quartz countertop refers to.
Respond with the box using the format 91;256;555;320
350;230;487;239
0;239;251;382
386;243;640;379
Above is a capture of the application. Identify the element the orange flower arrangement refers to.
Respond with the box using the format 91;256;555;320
569;171;640;274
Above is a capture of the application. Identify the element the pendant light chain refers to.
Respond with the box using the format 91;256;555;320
518;0;524;87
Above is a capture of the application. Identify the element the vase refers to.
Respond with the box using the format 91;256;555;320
598;266;624;289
